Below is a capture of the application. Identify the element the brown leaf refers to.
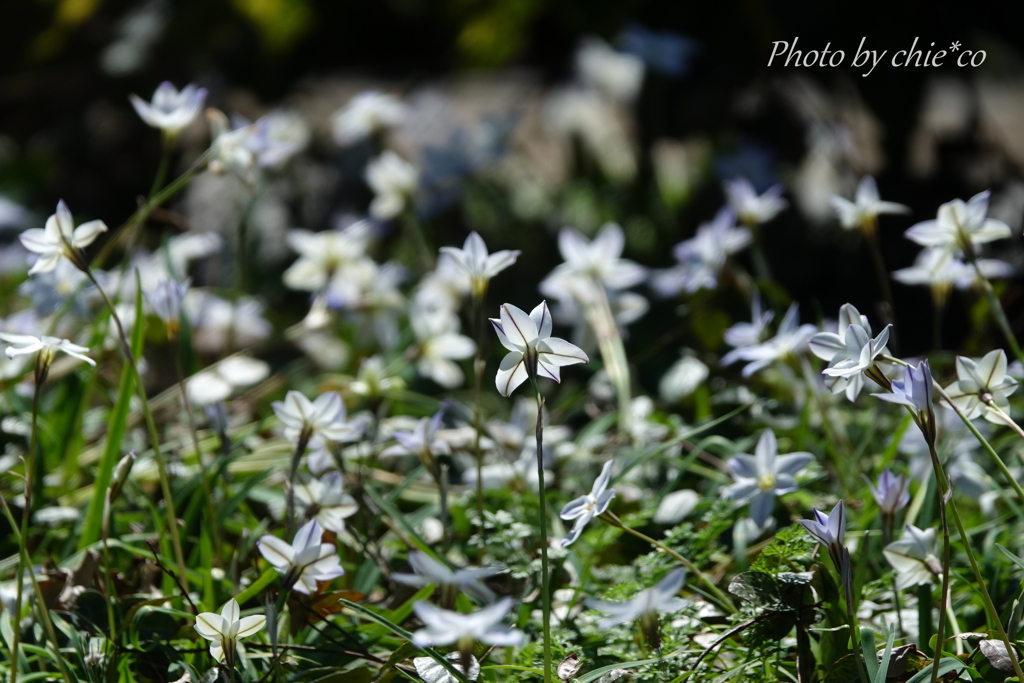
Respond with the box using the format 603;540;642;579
558;653;582;681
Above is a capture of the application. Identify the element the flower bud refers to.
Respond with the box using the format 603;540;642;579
108;451;137;503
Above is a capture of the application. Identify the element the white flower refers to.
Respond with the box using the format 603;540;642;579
865;469;910;517
412;309;476;388
293;471;358;533
282;223;373;292
724;293;774;350
366;152;418;220
830;176;910;230
411;596;524;648
721;303;816;377
257;519;344;594
798;500;846;548
206;109;259;179
240;109;309;169
380;411;452;461
883;524;941;589
129;81;207;134
145;278;189;331
943;349;1018;423
658;355;709;404
0;333;95;367
193;599;266;664
904;191;1011;254
332;91;406;145
651;208;751;296
588;568;687;629
808;303;890;401
540;224;646;297
349;356;404;400
559;460;615;546
490;301;589;397
186;355;270;407
724;178;787;226
393;551;502;603
575;38;646;104
439;232;520;298
892;248;1012;302
184;291;272;354
721;430;813;527
271;391;363;450
19;201;108;275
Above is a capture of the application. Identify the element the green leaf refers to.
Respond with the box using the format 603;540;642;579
905;657;967;683
728;571;784;610
861;628;878;682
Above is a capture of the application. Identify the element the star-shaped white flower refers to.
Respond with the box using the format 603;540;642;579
257;519;344;594
19;201;107;275
723;293;773;350
439;232;520;298
830;176;910;231
651;208;751;296
411;309;476;389
943;349;1019;423
904;191;1011;254
721;303;816;377
282;222;373;292
724;178;787;226
809;303;889;401
393;551;502;604
587;568;687;629
271;390;363;450
0;333;95;367
366;152;418;220
883;524;941;589
411;597;524;648
540;224;646;297
293;471;358;534
194;599;266;665
721;429;813;527
129;81;207;134
490;301;589;397
559;460;615;547
380;411;452;461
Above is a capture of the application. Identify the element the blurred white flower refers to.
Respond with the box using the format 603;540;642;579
724;293;773;350
905;191;1011;254
272;390;362;450
0;195;29;229
257;519;344;594
411;597;523;648
892;248;1012;305
332;91;406;145
943;349;1018;423
412;309;476;388
145;278;189;333
883;524;940;589
0;333;95;368
722;429;812;527
194;598;265;664
293;471;358;534
490;301;589;397
366;152;418;220
241;109;310;169
651;208;751;296
721;303;816;377
439;232;520;298
130;81;207;134
659;355;708;403
283;222;373;292
588;568;687;629
349;355;404;400
206;109;259;179
541;224;645;297
865;469;910;517
184;290;271;354
544;86;637;182
559;460;615;547
724;178;787;226
187;355;270;407
381;411;451;462
20;200;107;275
575;38;646;104
393;551;502;604
830;176;909;231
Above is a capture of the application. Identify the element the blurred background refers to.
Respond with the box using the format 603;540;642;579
5;0;1024;393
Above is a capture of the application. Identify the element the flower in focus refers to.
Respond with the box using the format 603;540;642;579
293;471;358;534
439;232;520;299
651;208;751;296
194;598;265;666
587;568;687;648
393;551;502;604
490;301;589;397
721;303;816;377
883;524;941;589
829;176;909;233
411;309;476;388
411;597;524;649
332;91;406;145
130;81;207;135
257;519;344;594
809;303;890;400
559;460;616;547
366;151;418;220
20;201;108;275
865;469;910;517
876;360;936;442
798;500;850;579
943;349;1019;423
722;429;812;527
904;191;1011;256
271;390;363;450
0;332;95;383
724;178;787;227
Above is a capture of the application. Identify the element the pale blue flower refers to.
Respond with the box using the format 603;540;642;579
722;430;812;527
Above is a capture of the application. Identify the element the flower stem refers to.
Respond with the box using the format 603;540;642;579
924;442;951;683
286;433;311;535
969;259;1024;364
843;571;872;683
601;511;736;614
984;400;1024;441
85;269;190;598
531;379;553;683
471;294;486;555
583;276;632;432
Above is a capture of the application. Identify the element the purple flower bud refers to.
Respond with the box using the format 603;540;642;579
865;469;910;516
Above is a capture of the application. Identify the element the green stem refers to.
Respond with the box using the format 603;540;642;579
602;511;736;614
85;269;190;599
532;380;553;683
471;294;486;555
286;433;311;535
925;441;951;683
986;400;1024;441
969;259;1024;364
